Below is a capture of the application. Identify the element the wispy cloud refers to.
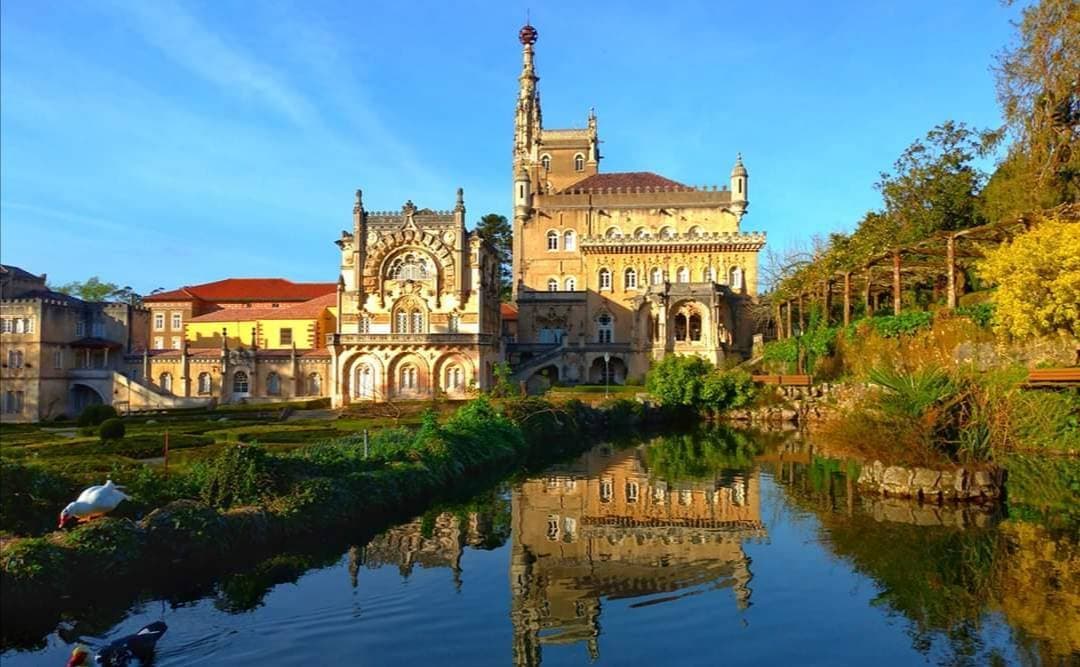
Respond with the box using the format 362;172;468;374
103;0;318;128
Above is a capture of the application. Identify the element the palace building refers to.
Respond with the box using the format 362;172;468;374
508;23;766;389
326;188;503;406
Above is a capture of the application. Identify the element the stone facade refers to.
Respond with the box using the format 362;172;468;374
327;189;503;405
508;24;766;387
0;264;157;422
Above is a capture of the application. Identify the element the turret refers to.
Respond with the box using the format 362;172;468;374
730;153;748;219
352;187;366;304
514;165;531;218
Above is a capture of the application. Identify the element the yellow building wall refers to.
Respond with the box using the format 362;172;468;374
186;311;336;351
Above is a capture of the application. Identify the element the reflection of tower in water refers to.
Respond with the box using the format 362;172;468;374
510;446;766;665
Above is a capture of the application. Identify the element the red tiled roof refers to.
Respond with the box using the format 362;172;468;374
144;278;336;303
187;292;336;324
561;172;686;192
500;302;518;319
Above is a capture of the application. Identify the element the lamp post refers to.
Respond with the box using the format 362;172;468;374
603;352;611;399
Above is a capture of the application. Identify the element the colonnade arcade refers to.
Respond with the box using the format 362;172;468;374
337;347;475;402
634;283;737;364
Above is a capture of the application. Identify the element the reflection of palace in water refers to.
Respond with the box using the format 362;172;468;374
510;445;766;665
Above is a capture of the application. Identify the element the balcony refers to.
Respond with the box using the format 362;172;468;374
326;333;497;347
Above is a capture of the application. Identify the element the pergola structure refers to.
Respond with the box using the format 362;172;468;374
770;205;1079;339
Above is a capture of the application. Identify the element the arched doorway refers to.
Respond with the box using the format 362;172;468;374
588;357;627;384
69;383;104;416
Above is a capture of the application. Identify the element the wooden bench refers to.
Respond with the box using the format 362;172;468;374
752;374;813;387
1025;368;1080;387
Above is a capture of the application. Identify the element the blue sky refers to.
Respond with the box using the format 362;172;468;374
0;1;1022;293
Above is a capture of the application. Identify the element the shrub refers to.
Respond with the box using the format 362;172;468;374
198;445;284;509
702;369;756;411
77;404;117;427
868;311;934;338
98;418;126;441
645;355;714;408
954;302;995;328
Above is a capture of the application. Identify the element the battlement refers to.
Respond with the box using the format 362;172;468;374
579;230;766;252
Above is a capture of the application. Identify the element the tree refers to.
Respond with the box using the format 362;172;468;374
993;0;1080;212
474;213;512;301
977;217;1080;338
876;121;990;242
51;277;145;304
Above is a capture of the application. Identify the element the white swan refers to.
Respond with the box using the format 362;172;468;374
59;480;131;528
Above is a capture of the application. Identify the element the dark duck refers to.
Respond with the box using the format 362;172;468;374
66;621;167;666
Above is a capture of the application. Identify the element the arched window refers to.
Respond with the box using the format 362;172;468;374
232;371;248;394
395;310;408;333
596;313;614;343
659;226;675;239
650;267;663;285
563;230;576;251
604;226;622;238
410;309;424;333
689;313;703;342
400;365;417;391
703;266;715;282
388;253;431;281
541;154;551;170
546;230;559;251
598;268;612;291
160;372;173;394
355;364;374;399
197;372;211;395
547;278;559;292
624;268;638;289
445;365;464;392
674;314;687;341
306;373;322;396
574;153;585;171
730;266;744;290
634;227;649;238
266;372;281;395
564;277;577;291
676;266;689;283
688;225;702;237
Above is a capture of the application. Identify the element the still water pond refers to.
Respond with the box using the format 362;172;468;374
4;430;1078;665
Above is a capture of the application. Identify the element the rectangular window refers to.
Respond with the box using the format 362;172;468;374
280;328;293;345
171;337;182;350
171;312;182;329
0;319;10;333
75;321;85;337
153;336;164;349
15;391;23;412
14;319;24;333
358;316;370;334
92;323;104;337
24;318;33;333
54;349;63;369
154;313;165;331
8;350;24;368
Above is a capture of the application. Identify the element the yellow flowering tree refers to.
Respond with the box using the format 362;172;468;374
977;219;1080;337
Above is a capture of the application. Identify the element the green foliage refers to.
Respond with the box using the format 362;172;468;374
644;427;762;481
237;427;341;444
868;366;955;419
762;338;799;365
0;460;78;536
64;518;142;571
0;538;67;589
599;398;645;428
474;213;512;301
490;361;516;398
646;355;714;408
197;445;283;509
954;302;995;328
701;369;756;410
216;553;318;613
867;311;933;338
98;418;126;441
77;404;118;427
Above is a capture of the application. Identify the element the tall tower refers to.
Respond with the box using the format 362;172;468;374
512;22;541;299
730;153;749;221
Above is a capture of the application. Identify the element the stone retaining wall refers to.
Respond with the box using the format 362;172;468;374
857;460;1004;502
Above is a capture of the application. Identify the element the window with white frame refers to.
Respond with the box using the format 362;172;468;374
676;267;689;283
547;514;560;541
23;318;33;333
171;337;182;350
445;365;463;392
154;313;165;331
359;315;370;333
410;309;424;333
546;230;559;251
626;481;639;503
600;478;613;503
395;310;408;333
573;153;585;171
197;372;212;395
730;266;744;290
563;230;576;251
598;268;612;291
650;268;663;285
75;321;85;337
540;154;551;171
160;372;173;394
447;314;460;333
624;268;638;289
13;319;24;334
596;313;613;343
307;373;322;396
400;365;417;391
704;266;715;282
171;312;182;329
232;371;249;394
547;278;558;292
0;319;10;333
153;336;164;350
564;277;576;291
